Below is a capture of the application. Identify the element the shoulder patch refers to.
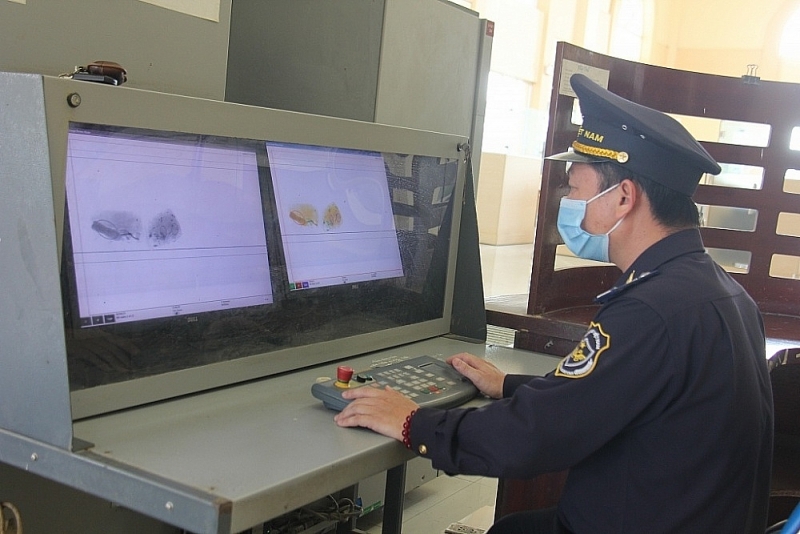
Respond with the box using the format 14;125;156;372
556;321;610;379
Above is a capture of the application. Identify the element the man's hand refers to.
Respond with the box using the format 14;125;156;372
446;352;506;399
334;385;419;442
333;353;505;440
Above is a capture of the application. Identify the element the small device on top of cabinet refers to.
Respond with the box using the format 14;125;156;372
311;355;479;411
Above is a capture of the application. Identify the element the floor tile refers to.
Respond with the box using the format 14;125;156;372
357;475;498;534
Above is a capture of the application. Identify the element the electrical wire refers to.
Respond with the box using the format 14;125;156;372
263;494;363;533
780;501;800;534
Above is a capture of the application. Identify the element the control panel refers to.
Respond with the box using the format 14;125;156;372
311;355;478;411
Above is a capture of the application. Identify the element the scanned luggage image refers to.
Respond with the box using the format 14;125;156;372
90;211;142;241
268;142;404;291
322;202;342;229
148;209;182;247
289;203;319;226
64;127;272;335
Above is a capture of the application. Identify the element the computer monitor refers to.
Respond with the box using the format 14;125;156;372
64;125;274;328
267;142;404;291
31;75;466;418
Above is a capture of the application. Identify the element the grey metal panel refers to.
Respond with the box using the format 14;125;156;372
69;337;560;532
225;0;385;121
447;19;492;341
71;349;416;532
0;462;180;534
0;73;74;450
0;334;558;532
449;159;487;342
0;0;232;100
0;428;228;533
224;0;489;145
374;0;480;136
469;19;494;188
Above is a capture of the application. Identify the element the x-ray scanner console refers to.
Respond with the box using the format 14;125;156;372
0;70;502;534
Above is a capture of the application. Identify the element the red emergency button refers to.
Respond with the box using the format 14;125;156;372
335;366;354;388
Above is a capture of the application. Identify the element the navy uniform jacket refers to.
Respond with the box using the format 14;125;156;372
410;229;773;533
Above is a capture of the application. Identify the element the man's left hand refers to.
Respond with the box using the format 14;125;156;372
334;385;419;442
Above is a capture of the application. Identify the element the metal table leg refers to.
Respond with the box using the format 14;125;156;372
381;463;407;534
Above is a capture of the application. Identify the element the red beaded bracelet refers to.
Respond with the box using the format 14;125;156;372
401;409;418;450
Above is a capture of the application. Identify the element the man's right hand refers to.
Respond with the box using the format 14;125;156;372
446;352;506;399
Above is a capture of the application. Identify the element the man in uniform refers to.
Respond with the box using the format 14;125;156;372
334;74;774;534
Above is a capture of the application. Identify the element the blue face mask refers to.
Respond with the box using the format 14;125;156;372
557;183;624;263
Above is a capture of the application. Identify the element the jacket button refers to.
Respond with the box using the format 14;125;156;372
418;444;428;455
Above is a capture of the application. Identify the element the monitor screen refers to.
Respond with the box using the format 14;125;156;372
267;142;404;291
64;126;273;328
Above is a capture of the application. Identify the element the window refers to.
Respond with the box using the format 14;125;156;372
791;126;800;151
609;0;644;60
482;71;537;155
779;6;800;60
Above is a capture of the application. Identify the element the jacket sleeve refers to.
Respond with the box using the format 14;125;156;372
408;297;677;478
503;373;537;397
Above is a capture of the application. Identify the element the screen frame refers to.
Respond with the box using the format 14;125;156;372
62;126;277;330
42;76;468;419
266;141;406;292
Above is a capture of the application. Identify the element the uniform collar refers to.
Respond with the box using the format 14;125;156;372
595;228;704;304
625;228;705;276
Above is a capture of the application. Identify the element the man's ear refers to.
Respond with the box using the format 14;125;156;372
617;178;638;214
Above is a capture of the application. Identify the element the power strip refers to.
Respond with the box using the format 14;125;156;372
444;522;485;534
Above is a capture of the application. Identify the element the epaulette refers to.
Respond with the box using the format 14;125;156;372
594;269;660;304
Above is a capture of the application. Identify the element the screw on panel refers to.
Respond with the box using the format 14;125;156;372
67;92;82;107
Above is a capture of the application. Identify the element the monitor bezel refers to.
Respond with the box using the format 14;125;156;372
60;125;279;332
42;76;467;419
265;140;406;293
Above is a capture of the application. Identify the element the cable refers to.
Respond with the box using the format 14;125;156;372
262;494;363;533
781;501;800;534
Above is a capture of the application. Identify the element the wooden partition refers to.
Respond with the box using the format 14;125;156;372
488;42;800;524
488;41;800;352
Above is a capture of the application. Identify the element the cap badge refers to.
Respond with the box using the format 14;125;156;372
572;141;630;165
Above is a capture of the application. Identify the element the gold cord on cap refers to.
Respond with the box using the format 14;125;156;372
572;141;629;164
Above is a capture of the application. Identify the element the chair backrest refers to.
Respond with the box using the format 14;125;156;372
770;350;800;436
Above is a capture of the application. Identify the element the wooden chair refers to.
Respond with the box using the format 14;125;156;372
768;349;800;526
